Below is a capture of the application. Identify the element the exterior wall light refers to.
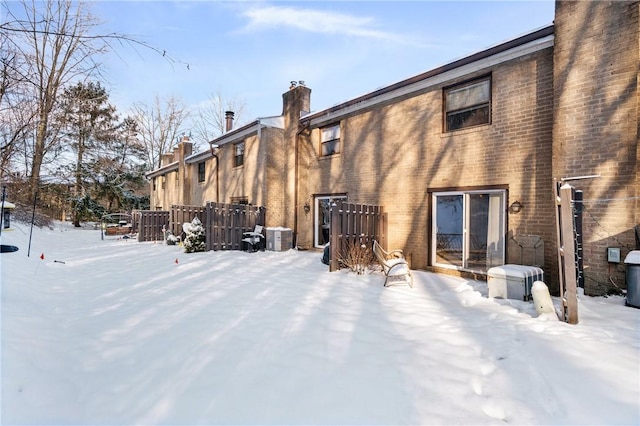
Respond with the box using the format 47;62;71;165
509;200;523;214
304;203;311;214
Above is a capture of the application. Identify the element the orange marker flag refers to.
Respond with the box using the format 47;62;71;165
40;253;44;260
175;258;179;264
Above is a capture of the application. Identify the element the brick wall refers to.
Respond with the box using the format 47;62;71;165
298;48;556;288
553;0;639;295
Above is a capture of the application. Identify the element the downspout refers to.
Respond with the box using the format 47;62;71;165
293;120;310;248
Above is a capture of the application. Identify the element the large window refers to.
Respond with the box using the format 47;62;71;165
314;195;347;248
197;162;206;183
432;190;505;272
444;76;491;132
234;141;245;167
320;124;340;156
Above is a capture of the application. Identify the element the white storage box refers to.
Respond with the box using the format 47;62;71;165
266;227;293;251
487;264;544;301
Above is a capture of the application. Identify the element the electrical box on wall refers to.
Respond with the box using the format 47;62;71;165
607;247;621;263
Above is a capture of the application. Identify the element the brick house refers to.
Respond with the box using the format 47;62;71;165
147;1;638;296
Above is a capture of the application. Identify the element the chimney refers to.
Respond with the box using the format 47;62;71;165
282;81;311;124
225;111;235;132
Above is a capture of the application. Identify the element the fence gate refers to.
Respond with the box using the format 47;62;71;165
329;201;386;272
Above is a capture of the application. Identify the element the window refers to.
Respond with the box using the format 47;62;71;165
444;76;491;132
152;177;156;191
320;124;340;156
175;171;179;188
161;176;166;190
432;190;505;272
197;162;206;183
234;141;245;167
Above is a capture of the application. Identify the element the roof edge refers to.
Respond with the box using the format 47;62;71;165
302;24;554;122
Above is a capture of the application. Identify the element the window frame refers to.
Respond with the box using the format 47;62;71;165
431;188;506;273
443;75;492;132
234;141;245;167
197;161;206;183
320;123;341;157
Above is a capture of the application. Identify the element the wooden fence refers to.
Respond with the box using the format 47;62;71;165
133;203;266;250
134;210;170;242
205;202;266;251
170;204;206;237
329;201;386;272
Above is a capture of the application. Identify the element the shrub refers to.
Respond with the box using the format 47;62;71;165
337;238;376;275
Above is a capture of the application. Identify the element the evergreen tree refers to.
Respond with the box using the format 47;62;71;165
183;217;206;253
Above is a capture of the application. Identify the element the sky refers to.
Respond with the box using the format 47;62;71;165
88;0;556;131
1;220;639;424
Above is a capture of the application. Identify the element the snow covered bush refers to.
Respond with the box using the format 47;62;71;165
183;216;206;253
165;230;179;246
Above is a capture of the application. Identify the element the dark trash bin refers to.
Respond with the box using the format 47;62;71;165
624;250;640;308
321;243;330;265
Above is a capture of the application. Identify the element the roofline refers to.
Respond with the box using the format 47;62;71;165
301;25;554;125
145;161;178;179
185;116;284;164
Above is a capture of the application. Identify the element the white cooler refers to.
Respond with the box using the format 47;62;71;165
487;264;544;301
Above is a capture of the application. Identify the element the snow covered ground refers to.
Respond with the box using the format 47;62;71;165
1;221;639;425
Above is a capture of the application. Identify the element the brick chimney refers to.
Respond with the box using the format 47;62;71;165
282;81;311;129
225;111;234;132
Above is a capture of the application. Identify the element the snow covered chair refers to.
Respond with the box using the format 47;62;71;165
373;240;413;288
242;225;265;252
179;222;192;244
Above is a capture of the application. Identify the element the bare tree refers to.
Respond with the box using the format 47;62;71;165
1;0;110;201
192;88;247;144
131;94;190;170
0;31;37;179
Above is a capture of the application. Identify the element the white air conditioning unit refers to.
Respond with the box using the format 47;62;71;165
266;227;293;251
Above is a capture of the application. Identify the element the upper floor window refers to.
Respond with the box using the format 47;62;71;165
444;76;491;132
320;124;340;156
197;162;206;183
234;141;245;167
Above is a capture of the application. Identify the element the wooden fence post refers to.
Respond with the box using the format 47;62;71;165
556;183;579;324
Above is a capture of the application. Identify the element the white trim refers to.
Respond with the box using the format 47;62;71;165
307;35;554;127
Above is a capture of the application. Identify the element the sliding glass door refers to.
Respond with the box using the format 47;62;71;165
432;190;505;272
